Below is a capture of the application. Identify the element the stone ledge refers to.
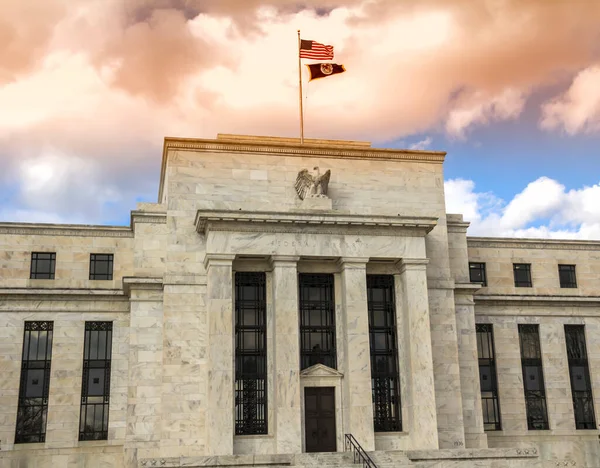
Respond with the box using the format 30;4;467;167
405;446;539;460
195;209;438;236
0;287;126;299
475;294;600;307
0;222;133;237
468;236;600;251
123;277;164;296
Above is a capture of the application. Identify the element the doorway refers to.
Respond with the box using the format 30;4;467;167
304;387;336;452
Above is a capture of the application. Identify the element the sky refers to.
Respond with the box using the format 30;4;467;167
1;0;600;239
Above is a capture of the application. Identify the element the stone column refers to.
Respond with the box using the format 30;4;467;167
338;257;375;451
204;253;236;456
398;258;438;450
270;256;302;454
454;285;487;448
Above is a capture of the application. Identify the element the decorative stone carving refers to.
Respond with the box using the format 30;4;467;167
295;167;331;200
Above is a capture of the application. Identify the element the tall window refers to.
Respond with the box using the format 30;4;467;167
476;324;501;430
30;253;56;279
299;273;336;370
513;264;532;287
565;325;596;429
15;321;54;443
518;324;549;429
469;262;487;286
558;265;577;288
79;321;113;441
367;275;401;432
235;272;267;435
89;254;114;280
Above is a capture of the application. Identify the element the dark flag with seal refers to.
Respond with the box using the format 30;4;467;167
306;63;346;82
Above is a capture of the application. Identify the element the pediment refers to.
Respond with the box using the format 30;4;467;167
300;363;344;378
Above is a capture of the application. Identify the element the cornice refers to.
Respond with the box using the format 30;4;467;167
0;288;126;300
131;211;167;227
475;294;600;307
195;209;438;237
468;236;600;251
158;135;446;202
0;222;133;238
122;277;163;296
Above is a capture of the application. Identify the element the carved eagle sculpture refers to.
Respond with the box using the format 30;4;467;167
295;166;331;200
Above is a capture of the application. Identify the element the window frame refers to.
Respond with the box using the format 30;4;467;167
518;324;549;430
513;263;532;288
30;252;56;280
558;264;577;289
476;324;501;431
89;254;114;281
469;262;487;286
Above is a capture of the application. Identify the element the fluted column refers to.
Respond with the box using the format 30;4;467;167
204;253;235;456
338;257;375;450
270;255;302;454
398;258;438;449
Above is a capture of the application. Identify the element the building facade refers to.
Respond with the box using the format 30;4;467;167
0;134;598;468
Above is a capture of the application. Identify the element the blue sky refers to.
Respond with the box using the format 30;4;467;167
1;0;599;238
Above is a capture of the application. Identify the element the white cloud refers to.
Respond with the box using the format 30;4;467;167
409;136;432;150
445;177;600;239
540;65;600;134
445;88;527;138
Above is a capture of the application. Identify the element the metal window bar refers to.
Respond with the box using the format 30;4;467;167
235;272;268;435
344;433;378;468
476;324;501;430
367;275;402;432
513;264;532;287
15;321;54;444
558;265;577;288
469;263;487;286
299;274;336;370
79;321;113;441
30;252;56;279
518;324;549;430
564;325;596;429
89;254;114;280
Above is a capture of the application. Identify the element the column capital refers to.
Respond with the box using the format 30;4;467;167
336;257;370;271
204;253;236;269
398;257;429;273
269;255;300;269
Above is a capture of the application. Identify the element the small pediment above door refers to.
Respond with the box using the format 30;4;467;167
300;363;344;378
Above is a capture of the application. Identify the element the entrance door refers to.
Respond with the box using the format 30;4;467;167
304;387;336;452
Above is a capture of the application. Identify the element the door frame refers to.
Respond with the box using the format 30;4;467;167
300;363;344;453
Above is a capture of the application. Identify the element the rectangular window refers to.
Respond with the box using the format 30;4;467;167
89;254;114;280
367;275;401;432
513;264;532;288
299;273;336;370
30;253;56;279
558;265;577;289
79;321;113;441
518;324;549;430
476;324;501;431
15;321;54;443
469;262;487;286
235;272;267;435
565;325;596;429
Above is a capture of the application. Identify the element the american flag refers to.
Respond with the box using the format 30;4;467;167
299;39;334;60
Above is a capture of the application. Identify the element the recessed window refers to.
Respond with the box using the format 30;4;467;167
89;254;114;280
558;265;577;288
518;324;549;430
30;253;56;279
565;325;596;429
513;264;532;288
476;324;501;431
469;262;487;286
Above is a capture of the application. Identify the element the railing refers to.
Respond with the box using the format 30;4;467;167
344;433;378;468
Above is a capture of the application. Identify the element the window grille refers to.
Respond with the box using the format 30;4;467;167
476;324;501;430
89;254;114;280
469;263;487;286
235;272;267;435
367;275;402;432
565;325;596;429
518;324;549;430
15;321;54;443
30;253;56;279
513;264;532;287
558;265;577;289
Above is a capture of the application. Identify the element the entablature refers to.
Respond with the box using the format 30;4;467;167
195;209;438;237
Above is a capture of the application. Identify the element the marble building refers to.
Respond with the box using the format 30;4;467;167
0;134;599;468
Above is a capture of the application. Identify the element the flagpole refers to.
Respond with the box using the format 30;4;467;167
297;30;305;144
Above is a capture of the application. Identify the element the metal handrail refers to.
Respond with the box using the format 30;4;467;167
344;433;378;468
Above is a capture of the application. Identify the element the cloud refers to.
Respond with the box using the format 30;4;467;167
2;0;600;225
445;177;600;239
540;65;600;135
409;136;432;150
